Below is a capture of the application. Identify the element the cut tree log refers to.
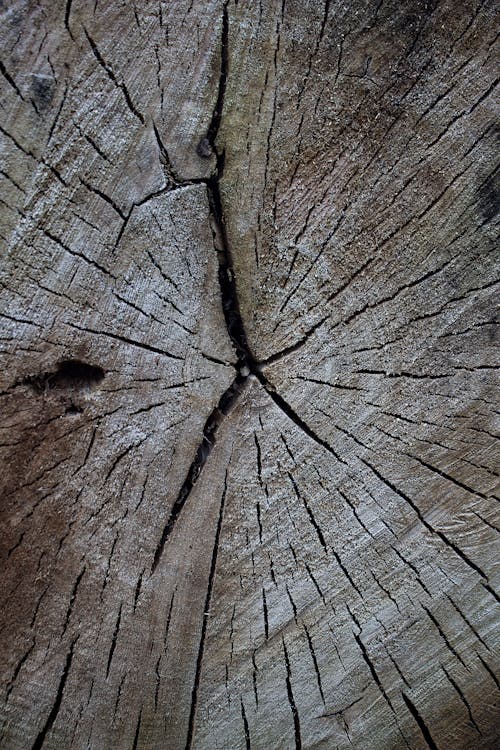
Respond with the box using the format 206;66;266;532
0;1;498;749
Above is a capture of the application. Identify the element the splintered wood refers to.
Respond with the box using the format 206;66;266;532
0;2;498;749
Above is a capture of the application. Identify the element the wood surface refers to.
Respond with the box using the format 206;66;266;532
0;1;498;749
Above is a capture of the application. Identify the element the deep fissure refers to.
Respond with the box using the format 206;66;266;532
151;162;333;572
151;3;343;575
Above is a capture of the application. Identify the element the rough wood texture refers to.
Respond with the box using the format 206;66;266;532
0;1;498;749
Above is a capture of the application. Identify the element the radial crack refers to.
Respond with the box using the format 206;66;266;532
185;471;229;750
151;375;245;572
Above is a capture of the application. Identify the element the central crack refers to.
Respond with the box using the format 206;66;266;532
151;158;343;572
150;158;256;573
151;3;342;574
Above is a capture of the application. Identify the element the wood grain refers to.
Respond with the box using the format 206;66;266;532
0;1;498;748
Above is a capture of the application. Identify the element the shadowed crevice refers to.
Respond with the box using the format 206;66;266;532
151;0;346;576
24;359;105;394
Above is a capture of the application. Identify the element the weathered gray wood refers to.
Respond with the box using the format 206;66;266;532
1;1;499;749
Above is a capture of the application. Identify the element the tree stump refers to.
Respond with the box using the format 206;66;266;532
0;1;498;749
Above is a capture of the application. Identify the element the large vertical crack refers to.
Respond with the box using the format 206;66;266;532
151;0;345;576
206;2;229;152
151;4;243;575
